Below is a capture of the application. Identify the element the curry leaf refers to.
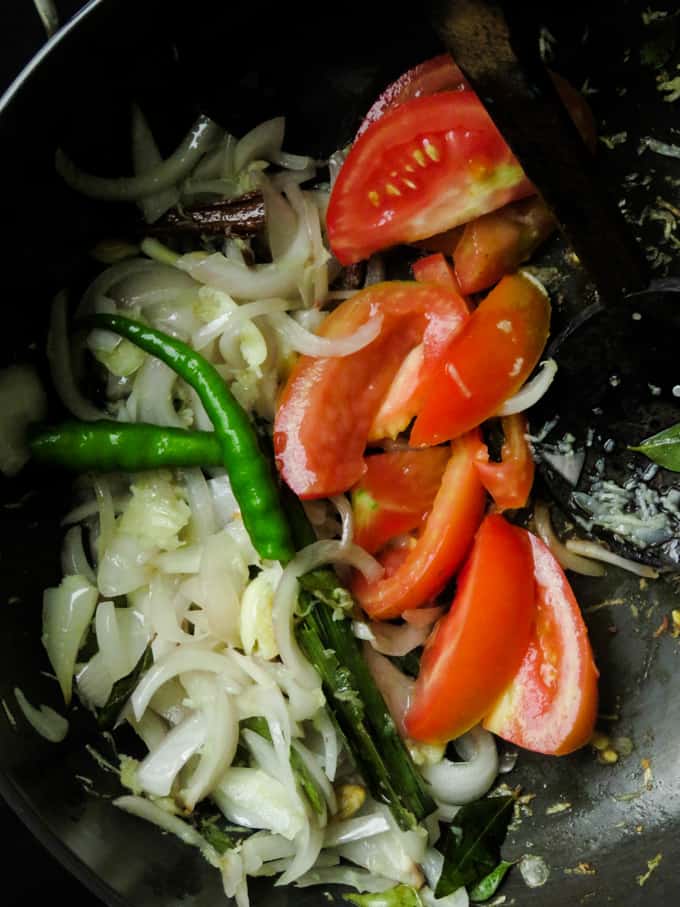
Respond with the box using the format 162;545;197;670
344;885;422;907
469;860;515;902
630;422;680;471
435;794;516;899
97;644;153;730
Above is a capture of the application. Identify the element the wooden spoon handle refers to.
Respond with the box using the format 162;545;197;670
430;0;648;302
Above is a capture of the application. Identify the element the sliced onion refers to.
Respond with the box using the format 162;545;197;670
295;867;394;893
273;540;383;689
314;708;340;783
565;538;659;579
137;711;206;797
362;645;414;738
125;357;183;428
268;311;382;357
131;646;243;720
324;812;391;847
422;726;499;806
292;739;336;815
178;244;308;302
192;296;292;350
131;104;181;223
402;606;445;628
330;494;354;547
13;688;68;743
42;574;99;705
276;817;324;886
47;291;106;421
56;115;220;201
234;117;285;173
533;502;606;577
61;525;96;584
181;683;239;810
114;795;219;865
496;359;558;416
364;620;432;657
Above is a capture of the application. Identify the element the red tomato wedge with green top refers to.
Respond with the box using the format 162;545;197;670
404;513;536;744
410;271;551;446
352;447;450;553
471;413;535;511
483;531;599;756
327;91;534;266
274;281;467;498
352;432;485;619
369;256;469;442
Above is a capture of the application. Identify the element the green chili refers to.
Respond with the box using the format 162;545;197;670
29;420;225;472
82;313;295;563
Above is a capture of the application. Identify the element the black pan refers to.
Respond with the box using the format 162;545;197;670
1;0;679;904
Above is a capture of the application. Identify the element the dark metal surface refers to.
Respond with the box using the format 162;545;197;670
1;1;679;906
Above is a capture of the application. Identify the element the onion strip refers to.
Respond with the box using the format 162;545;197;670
496;359;558;416
533;502;606;577
565;539;659;579
55;115;220;201
269;311;382;358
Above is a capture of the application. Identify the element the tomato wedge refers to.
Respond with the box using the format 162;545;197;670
404;513;535;744
483;531;599;755
471;414;535;511
410;271;551;446
352;432;485;619
327;91;534;266
356;54;468;137
274;282;466;498
352;447;450;553
453;197;556;295
369;256;469;442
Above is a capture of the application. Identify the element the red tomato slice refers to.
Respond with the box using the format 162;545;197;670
356;54;468;137
404;513;536;744
454;197;556;295
352;447;450;553
483;531;599;755
471;413;535;511
274;282;465;498
369;255;470;442
410;271;551;446
326;91;534;266
352;432;486;619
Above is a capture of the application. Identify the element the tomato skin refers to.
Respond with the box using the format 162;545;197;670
471;414;535;511
352;432;486;620
352;447;451;553
410;271;551;446
483;532;599;756
274;282;465;498
356;54;468;137
454;197;556;295
327;91;534;266
404;513;536;744
369;256;470;442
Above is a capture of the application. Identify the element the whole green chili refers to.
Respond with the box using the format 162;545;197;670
82;313;295;563
29;420;224;472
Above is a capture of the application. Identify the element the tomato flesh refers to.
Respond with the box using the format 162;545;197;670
274;282;465;498
327;91;534;266
369;256;469;442
352;447;450;554
483;531;599;755
454;197;556;295
410;271;551;446
352;432;486;619
471;414;535;511
404;513;536;743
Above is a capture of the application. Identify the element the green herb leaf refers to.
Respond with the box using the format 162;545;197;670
344;885;423;907
469;860;515;902
435;795;516;899
97;644;153;730
630;422;680;471
196;813;252;854
298;568;356;613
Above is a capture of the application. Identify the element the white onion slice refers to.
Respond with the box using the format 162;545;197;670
565;539;659;579
131;104;181;223
533;502;606;577
56;115;220;201
273;540;383;689
330;494;354;547
422;726;499;806
47;292;106;421
496;359;558;416
269;311;382;358
114;795;219;865
323;812;391;847
362;645;414;738
403;606;445;627
137;711;206;797
13;688;68;743
192;297;292;350
364;620;432;657
234;117;285;173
